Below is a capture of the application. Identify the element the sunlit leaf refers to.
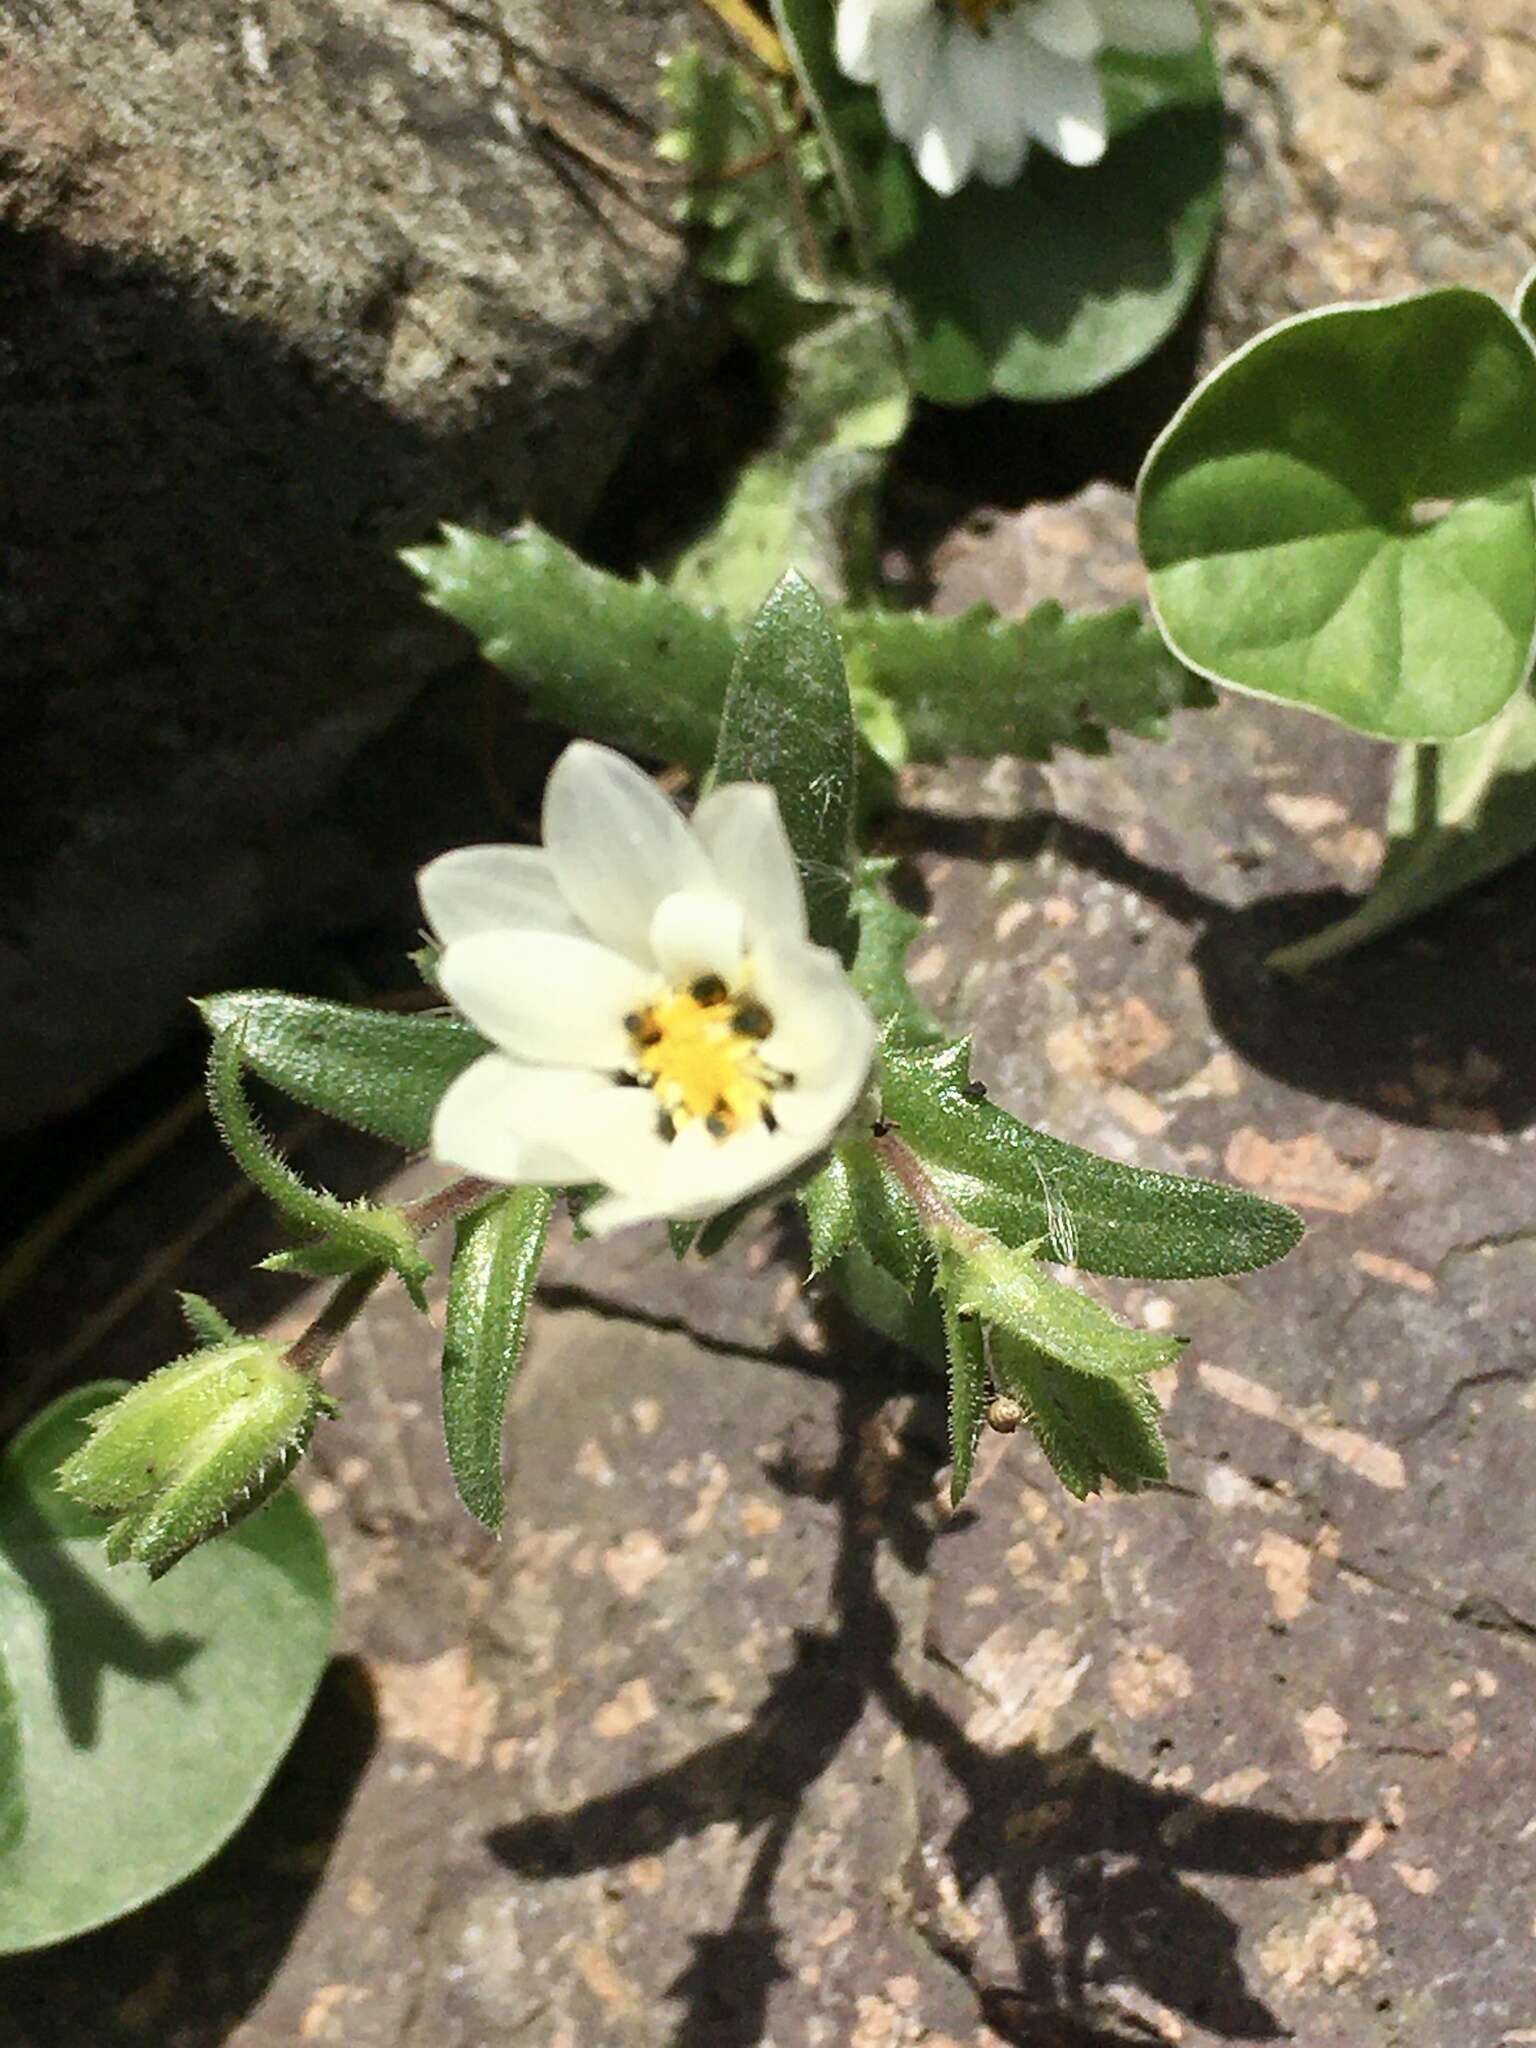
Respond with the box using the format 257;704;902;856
1139;288;1536;741
0;1385;332;1954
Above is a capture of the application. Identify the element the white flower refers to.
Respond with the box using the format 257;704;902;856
835;0;1203;197
420;743;878;1235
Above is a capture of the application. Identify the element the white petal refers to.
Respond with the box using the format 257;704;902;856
872;16;942;142
430;1053;607;1184
649;891;747;986
1026;0;1102;59
913;44;977;195
437;931;656;1070
975;129;1031;186
836;0;878;80
583;1122;788;1235
753;940;878;1093
418;845;583;945
1093;0;1202;52
999;28;1107;165
947;25;1026;157
691;784;808;945
542;742;714;963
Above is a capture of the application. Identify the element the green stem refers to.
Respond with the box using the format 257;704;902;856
282;1175;502;1376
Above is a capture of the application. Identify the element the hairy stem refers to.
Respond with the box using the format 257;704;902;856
283;1175;502;1375
871;1130;989;1255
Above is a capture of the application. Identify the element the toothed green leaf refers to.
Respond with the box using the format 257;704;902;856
990;1332;1168;1498
176;1292;241;1349
882;1039;1303;1279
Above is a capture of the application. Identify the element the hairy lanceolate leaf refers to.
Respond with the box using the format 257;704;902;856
849;860;945;1047
442;1189;554;1532
403;524;736;774
176;1291;241;1348
206;1028;433;1309
841;600;1208;764
1271;684;1536;972
883;1040;1303;1279
825;1245;947;1368
943;1293;987;1508
944;1241;1184;1383
799;1140;926;1290
0;1384;332;1954
198;994;485;1152
713;571;858;958
990;1331;1168;1499
1139;288;1536;743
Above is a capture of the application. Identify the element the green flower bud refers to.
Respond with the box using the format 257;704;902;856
55;1343;332;1578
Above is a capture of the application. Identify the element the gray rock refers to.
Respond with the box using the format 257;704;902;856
0;0;712;1132
1210;0;1536;356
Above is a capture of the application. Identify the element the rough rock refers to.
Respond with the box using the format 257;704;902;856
8;489;1536;2046
1210;0;1536;354
0;0;712;1134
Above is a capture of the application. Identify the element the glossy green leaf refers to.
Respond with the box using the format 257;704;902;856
843;598;1205;763
943;1294;987;1508
442;1189;553;1531
404;524;735;773
1138;288;1536;741
207;1029;432;1309
0;1384;332;1954
848;861;945;1047
1271;683;1536;972
713;572;858;957
198;994;485;1152
884;46;1222;402
944;1242;1183;1383
990;1332;1168;1499
882;1039;1303;1278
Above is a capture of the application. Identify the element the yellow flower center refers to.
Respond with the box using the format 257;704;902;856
624;976;785;1143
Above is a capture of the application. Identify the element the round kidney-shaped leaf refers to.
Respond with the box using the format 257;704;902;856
0;1384;334;1954
1137;289;1536;741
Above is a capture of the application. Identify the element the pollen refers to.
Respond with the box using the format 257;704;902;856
626;976;781;1142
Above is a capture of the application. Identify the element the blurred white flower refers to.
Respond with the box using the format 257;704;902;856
835;0;1202;196
421;743;877;1234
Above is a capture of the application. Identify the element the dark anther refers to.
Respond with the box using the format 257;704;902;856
690;974;729;1006
705;1112;731;1139
761;1104;779;1134
731;998;773;1038
614;1069;644;1088
655;1108;677;1143
623;1012;642;1034
962;1078;988;1101
870;1117;891;1138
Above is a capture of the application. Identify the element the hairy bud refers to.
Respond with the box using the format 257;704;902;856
54;1343;332;1578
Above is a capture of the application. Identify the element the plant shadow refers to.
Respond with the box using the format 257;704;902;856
892;806;1536;1134
0;1654;378;2043
488;1375;1354;2045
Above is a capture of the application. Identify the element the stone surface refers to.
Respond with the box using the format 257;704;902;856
1209;0;1536;356
0;0;713;1134
8;490;1536;2046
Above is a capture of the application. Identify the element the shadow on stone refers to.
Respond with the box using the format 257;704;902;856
0;1654;378;2042
488;1379;1354;2047
891;806;1536;1134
